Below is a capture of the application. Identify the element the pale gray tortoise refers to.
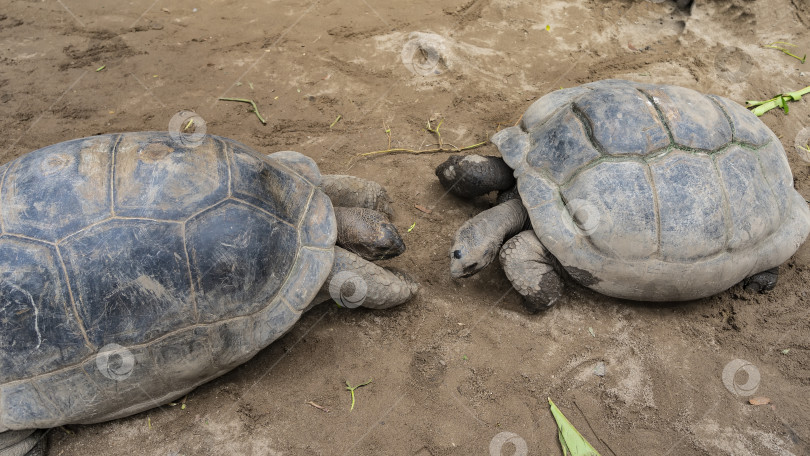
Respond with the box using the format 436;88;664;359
0;132;418;456
438;80;810;312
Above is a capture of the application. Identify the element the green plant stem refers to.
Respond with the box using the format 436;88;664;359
763;43;807;63
218;97;267;124
345;379;372;411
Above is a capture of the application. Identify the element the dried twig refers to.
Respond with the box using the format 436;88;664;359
360;118;488;158
307;401;330;413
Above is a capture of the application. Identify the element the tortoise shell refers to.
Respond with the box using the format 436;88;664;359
0;132;336;431
493;80;810;301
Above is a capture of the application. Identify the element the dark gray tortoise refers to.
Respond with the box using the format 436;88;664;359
437;80;810;312
0;132;417;456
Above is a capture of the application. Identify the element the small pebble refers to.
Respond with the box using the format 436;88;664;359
594;362;606;377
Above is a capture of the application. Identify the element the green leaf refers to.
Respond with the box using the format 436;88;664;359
746;85;810;116
779;96;789;114
548;398;601;456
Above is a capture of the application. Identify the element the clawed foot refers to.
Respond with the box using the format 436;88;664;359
743;267;779;293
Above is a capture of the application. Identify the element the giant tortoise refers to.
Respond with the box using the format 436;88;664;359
437;80;810;312
0;132;418;455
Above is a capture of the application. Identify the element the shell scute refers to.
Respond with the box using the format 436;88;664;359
641;85;732;150
527;107;601;183
1;136;112;241
716;146;781;250
113;133;229;220
649;152;727;261
0;237;89;384
231;148;313;226
708;95;772;147
185;200;298;324
61;219;194;347
561;160;658;260
574;85;669;155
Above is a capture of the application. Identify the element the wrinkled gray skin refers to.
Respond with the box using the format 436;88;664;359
319;172;405;261
0;431;45;456
269;151;416;310
313;248;419;310
435;154;515;198
441;80;810;312
0;144;417;456
449;199;527;278
500;230;564;313
334;207;405;261
321;174;394;218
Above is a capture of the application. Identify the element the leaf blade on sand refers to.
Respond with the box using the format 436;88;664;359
548;398;601;456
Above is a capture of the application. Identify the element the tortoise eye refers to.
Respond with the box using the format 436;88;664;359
453;250;462;259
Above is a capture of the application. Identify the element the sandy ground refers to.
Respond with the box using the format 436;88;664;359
1;0;809;454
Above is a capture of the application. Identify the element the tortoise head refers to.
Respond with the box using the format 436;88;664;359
449;224;497;279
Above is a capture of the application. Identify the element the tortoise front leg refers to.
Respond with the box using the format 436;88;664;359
743;267;779;293
499;230;564;313
315;247;418;309
0;430;46;456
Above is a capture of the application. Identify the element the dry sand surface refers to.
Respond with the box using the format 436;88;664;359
1;0;809;454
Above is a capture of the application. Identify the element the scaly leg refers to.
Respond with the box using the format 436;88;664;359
0;430;46;456
500;230;564;313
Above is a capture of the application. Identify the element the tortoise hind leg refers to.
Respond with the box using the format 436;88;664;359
0;430;47;456
320;174;393;218
743;267;779;293
435;155;515;198
266;153;404;260
499;230;564;313
321;174;404;261
314;247;418;309
333;207;405;261
266;151;395;219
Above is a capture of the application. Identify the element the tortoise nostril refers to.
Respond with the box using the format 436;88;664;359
453;250;462;259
